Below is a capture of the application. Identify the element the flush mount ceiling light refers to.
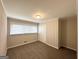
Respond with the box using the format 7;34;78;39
36;15;41;19
33;11;45;20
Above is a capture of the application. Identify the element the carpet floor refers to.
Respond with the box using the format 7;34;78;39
7;41;77;59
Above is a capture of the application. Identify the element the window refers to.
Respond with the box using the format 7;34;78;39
10;23;38;35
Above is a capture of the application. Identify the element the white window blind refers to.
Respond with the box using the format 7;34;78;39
10;22;38;35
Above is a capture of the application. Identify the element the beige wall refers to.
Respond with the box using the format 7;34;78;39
7;18;38;48
59;15;77;51
38;23;46;43
59;19;67;47
39;16;77;50
39;18;59;49
0;0;7;56
8;34;37;48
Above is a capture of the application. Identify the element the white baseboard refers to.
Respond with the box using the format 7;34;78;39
38;40;59;49
8;40;76;51
44;42;59;49
63;46;77;51
8;40;38;49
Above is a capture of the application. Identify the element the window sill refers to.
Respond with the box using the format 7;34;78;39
10;33;38;36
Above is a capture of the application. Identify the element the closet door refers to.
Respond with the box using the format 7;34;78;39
46;20;59;49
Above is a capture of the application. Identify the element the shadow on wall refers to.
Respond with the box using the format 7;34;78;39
59;15;77;51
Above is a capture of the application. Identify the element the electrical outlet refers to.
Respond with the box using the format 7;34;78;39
24;41;27;43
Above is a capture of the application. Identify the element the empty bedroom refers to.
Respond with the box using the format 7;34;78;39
0;0;77;59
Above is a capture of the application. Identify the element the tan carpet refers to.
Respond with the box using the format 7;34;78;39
7;41;77;59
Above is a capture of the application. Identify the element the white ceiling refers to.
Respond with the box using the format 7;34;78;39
2;0;77;22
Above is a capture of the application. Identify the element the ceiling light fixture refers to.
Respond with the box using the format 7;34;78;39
36;15;41;19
